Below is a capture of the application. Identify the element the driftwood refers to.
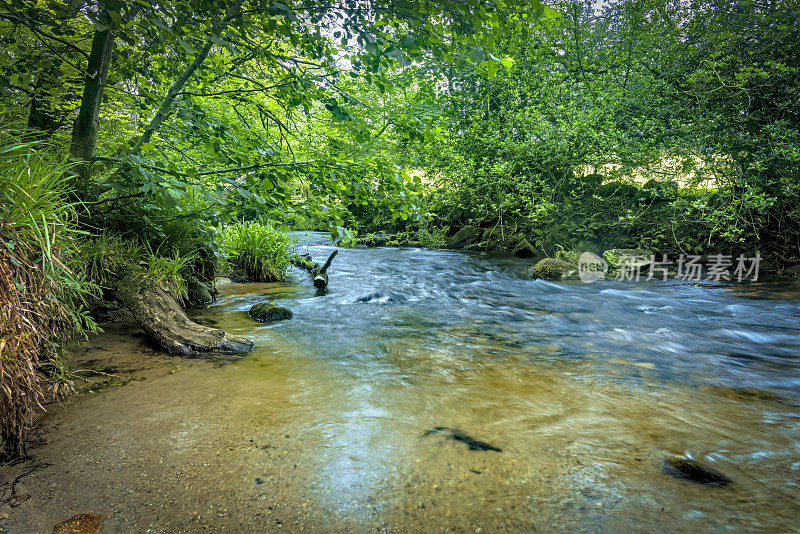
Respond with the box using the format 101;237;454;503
113;271;254;356
292;250;338;289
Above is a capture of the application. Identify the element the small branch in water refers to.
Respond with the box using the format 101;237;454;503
291;250;338;289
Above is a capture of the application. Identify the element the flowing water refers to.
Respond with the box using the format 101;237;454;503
6;232;800;532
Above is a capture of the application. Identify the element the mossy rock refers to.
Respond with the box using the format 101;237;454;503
186;276;213;306
447;226;482;248
530;258;578;280
602;248;653;271
249;303;293;322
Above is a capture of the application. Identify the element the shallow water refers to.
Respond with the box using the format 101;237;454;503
6;232;800;532
197;232;800;530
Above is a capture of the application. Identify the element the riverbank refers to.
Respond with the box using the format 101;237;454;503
0;310;338;533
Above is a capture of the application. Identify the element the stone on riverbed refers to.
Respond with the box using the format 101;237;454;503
52;513;106;534
663;456;732;486
249;303;293;322
530;258;578;280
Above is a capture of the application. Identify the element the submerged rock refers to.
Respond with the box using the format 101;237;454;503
530;258;578;280
249;303;293;322
423;427;502;452
52;513;106;534
663;456;732;486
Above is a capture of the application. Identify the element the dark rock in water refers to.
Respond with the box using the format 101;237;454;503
423;426;502;452
356;291;404;304
229;269;250;283
663;456;732;486
249;303;293;322
512;237;536;258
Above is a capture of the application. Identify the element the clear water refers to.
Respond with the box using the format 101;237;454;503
188;232;800;531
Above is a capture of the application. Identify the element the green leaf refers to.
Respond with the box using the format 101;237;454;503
471;46;486;63
177;38;197;55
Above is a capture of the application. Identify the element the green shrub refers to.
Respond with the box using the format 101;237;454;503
220;221;293;282
417;227;447;249
0;133;99;458
264;208;314;230
554;246;581;265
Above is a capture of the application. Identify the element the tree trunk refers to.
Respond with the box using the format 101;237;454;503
113;272;253;356
69;6;115;171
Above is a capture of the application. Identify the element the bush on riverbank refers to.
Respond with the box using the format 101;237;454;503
220;221;293;282
0;135;99;459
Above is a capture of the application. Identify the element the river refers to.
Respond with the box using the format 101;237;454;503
4;232;800;532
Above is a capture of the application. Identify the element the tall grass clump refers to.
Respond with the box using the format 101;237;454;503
0;132;99;459
146;250;194;304
219;220;293;282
